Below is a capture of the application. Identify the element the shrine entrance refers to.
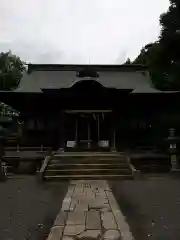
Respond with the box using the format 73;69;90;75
64;110;113;151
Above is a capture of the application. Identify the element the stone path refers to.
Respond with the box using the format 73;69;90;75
47;180;134;240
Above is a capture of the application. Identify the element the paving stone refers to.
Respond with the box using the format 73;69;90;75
100;206;112;212
47;226;64;240
75;198;89;211
77;230;101;239
91;197;109;204
62;198;72;211
84;191;96;199
70;197;89;212
74;191;86;196
86;211;101;230
62;236;75;240
101;212;117;230
104;188;112;192
89;200;110;210
93;181;109;190
95;193;107;198
74;203;89;212
65;186;75;199
103;230;121;240
74;187;84;194
67;212;86;225
64;225;85;236
70;180;77;184
93;189;106;196
69;199;77;211
54;211;67;226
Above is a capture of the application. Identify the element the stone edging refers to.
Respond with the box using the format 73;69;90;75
105;189;135;240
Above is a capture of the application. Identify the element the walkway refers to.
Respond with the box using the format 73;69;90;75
47;180;134;240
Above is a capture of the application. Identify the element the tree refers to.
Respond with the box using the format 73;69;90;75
159;0;180;89
124;58;131;64
0;102;19;116
133;42;171;90
132;0;180;90
0;51;25;90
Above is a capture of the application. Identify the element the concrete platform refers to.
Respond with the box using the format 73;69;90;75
47;180;134;240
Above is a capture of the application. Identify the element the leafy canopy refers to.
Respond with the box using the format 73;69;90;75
0;51;25;90
132;0;180;90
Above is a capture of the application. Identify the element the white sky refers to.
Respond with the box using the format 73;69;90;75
0;0;170;64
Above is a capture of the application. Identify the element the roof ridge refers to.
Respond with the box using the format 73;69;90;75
27;64;148;73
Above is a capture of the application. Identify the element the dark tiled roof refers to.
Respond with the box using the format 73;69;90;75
13;64;161;93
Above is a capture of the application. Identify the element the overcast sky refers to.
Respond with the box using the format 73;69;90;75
0;0;170;64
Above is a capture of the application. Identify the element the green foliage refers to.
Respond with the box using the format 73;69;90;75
132;0;180;90
0;51;25;90
124;58;131;64
0;51;23;115
0;102;19;116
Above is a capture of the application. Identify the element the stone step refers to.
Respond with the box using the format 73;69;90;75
44;174;133;180
53;155;125;160
54;152;124;157
6;139;17;142
45;168;131;175
4;147;47;153
6;141;18;145
7;135;17;138
43;152;132;181
48;163;128;169
50;158;127;165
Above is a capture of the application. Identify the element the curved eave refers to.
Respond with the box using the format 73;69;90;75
131;90;180;94
41;88;133;95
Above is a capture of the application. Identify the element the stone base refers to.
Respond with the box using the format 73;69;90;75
0;173;7;182
170;169;180;178
132;169;141;180
111;148;117;153
130;164;141;180
58;148;65;152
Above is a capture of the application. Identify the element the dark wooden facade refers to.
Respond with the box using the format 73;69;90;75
0;64;180;152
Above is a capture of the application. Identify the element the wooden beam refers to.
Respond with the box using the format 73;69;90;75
64;110;112;113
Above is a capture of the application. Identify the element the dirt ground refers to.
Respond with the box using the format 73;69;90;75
110;176;180;240
0;176;68;240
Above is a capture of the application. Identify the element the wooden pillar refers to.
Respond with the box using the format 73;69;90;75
0;138;4;180
88;120;91;149
97;114;100;143
59;112;65;151
16;123;20;152
17;119;24;152
111;114;117;152
75;117;78;148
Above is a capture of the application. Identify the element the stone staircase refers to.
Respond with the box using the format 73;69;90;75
41;152;133;180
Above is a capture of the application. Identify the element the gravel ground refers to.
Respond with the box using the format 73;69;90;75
0;176;68;240
110;176;180;240
2;171;180;240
